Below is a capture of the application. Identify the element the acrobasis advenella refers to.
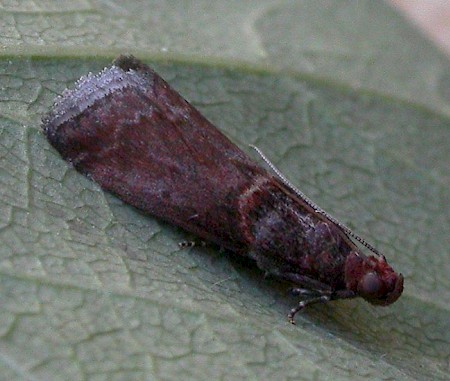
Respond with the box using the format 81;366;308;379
42;56;403;323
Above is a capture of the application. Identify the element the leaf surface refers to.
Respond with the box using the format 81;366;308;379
0;1;449;380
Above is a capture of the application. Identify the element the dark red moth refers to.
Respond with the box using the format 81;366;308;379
42;56;403;323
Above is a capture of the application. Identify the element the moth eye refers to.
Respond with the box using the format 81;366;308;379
359;272;382;296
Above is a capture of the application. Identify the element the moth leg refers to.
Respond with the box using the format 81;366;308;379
289;287;330;297
178;239;207;249
331;289;356;300
288;295;331;325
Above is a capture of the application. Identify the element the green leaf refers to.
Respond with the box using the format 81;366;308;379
0;1;449;380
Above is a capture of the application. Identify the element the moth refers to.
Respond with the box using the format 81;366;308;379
42;56;403;323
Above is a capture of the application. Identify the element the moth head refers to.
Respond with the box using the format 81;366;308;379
345;252;404;306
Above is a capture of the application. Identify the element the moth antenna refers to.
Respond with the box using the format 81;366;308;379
249;144;383;258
